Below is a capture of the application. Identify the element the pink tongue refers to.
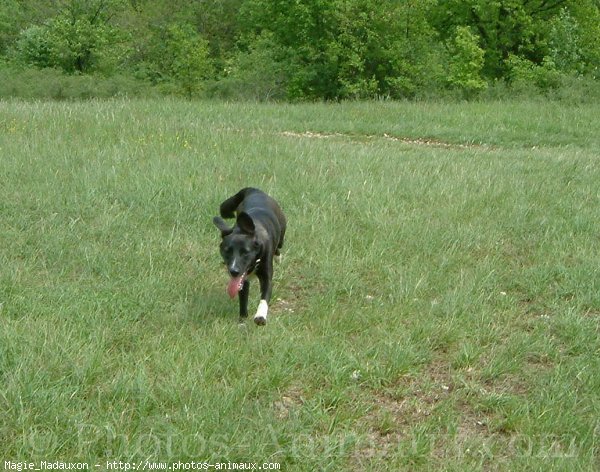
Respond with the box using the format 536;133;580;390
227;275;245;298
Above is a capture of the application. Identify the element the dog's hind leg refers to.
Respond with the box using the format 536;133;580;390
275;225;286;256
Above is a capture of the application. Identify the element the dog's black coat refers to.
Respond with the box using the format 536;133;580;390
213;188;286;322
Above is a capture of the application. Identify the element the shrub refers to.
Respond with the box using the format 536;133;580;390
12;14;125;74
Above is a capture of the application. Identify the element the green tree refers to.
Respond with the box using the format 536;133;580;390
548;8;583;74
193;0;243;71
447;26;487;96
238;0;442;100
218;31;289;100
12;0;127;73
0;0;24;57
430;0;570;79
328;0;440;99
567;0;600;76
328;0;389;99
143;23;213;98
238;0;337;99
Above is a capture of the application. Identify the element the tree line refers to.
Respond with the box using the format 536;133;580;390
1;0;599;100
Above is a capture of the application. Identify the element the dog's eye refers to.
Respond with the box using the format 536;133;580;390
240;248;249;255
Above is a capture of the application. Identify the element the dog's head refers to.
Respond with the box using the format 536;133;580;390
213;212;262;297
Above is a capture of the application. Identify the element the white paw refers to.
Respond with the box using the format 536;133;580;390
253;300;268;326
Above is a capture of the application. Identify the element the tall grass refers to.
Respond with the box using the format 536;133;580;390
1;99;599;470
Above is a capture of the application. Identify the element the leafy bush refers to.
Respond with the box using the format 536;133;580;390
507;55;562;91
0;66;153;100
12;25;54;68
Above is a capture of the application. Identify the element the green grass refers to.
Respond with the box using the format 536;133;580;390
1;98;599;471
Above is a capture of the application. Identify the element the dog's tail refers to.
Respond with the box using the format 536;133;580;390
219;187;258;219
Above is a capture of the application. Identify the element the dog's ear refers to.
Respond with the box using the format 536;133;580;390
237;212;255;235
213;216;233;237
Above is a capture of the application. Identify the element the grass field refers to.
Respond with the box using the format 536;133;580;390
1;99;599;471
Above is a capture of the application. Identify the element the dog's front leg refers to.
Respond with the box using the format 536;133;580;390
254;266;273;326
239;280;250;320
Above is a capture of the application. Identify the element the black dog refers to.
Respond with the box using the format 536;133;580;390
213;188;286;325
